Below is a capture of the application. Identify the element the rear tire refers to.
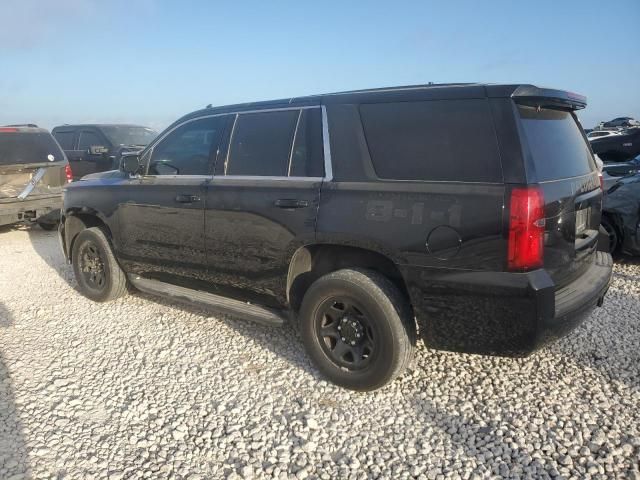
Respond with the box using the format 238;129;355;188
299;268;415;391
72;227;127;302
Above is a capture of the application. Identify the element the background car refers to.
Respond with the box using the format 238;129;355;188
601;173;640;255
0;125;70;229
587;130;622;140
603;117;640;128
52;124;157;180
590;126;640;162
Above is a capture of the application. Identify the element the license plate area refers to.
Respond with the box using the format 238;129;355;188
575;207;591;235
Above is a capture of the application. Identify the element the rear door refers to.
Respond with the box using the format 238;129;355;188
0;128;67;201
516;105;601;286
204;107;324;306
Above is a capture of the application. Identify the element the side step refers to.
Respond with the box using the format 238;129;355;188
128;275;286;327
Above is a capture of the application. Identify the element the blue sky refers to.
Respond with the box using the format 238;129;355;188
1;0;638;131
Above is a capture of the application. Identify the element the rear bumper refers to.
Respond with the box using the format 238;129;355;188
0;196;61;226
401;250;613;356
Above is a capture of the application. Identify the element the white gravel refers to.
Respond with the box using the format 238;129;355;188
0;224;639;480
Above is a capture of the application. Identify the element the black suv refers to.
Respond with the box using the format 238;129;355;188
51;124;157;180
60;84;613;391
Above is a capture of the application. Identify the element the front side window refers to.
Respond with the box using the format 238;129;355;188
149;116;226;176
226;110;298;176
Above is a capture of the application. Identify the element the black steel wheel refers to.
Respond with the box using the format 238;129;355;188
300;268;415;391
79;241;106;289
315;297;377;371
72;227;128;302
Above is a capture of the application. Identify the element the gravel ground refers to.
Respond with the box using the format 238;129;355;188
0;225;639;480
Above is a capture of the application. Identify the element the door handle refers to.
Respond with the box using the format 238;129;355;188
175;194;201;203
274;199;309;209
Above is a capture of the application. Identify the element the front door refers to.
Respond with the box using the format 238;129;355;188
116;116;228;285
204;107;325;306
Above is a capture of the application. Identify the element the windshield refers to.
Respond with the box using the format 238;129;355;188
518;105;596;181
101;126;158;146
0;131;66;165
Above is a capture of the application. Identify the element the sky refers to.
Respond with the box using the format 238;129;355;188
1;0;638;132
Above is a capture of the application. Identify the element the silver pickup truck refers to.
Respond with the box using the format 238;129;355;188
0;125;70;229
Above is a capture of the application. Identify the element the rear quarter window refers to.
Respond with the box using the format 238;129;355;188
0;131;66;165
359;99;503;182
518;106;595;181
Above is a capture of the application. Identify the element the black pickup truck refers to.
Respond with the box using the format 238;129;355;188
51;124;157;180
60;83;613;390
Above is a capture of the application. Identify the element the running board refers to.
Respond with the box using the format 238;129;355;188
128;275;286;327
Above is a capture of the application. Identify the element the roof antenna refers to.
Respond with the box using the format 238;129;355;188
206;104;212;109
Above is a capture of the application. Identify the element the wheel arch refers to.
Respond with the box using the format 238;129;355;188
63;208;114;262
286;243;412;315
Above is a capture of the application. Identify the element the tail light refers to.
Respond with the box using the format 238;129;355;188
508;187;545;271
0;127;19;132
64;163;73;183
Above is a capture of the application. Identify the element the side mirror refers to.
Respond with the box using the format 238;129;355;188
121;154;141;175
89;145;109;155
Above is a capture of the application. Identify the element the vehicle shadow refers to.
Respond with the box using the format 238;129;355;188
0;302;31;479
26;223;77;289
129;290;319;386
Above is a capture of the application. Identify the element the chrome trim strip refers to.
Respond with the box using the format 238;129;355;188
211;175;323;182
287;110;303;176
224;114;239;175
147;105;321;154
321;105;333;181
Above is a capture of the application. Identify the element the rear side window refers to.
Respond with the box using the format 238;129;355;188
78;131;104;150
289;108;324;177
226;110;298;176
360;99;502;182
53;130;75;150
518;106;595;181
0;131;66;165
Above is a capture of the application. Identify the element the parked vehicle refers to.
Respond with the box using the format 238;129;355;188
601;173;640;255
0;125;70;229
590;127;640;162
60;83;613;390
587;130;622;140
603;117;640;129
601;154;640;179
51;124;157;180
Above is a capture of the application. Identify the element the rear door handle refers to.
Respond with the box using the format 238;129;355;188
175;194;201;203
274;199;309;209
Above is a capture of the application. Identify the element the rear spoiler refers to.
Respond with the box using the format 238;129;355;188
511;85;587;111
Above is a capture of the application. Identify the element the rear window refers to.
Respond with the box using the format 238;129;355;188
0;131;66;165
360;99;502;182
518;106;595;181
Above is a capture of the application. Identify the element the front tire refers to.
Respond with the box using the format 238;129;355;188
299;268;415;391
72;227;127;302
